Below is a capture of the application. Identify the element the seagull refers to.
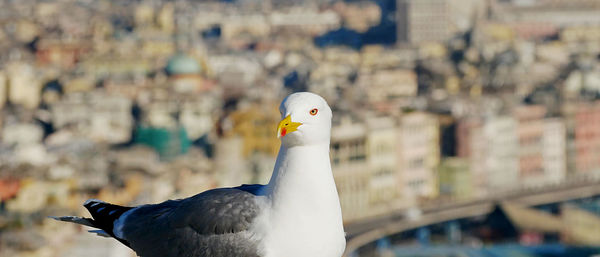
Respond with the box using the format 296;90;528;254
52;92;346;257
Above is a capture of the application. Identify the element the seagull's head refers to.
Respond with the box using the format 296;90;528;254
277;92;332;147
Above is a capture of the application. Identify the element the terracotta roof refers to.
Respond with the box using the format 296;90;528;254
0;179;20;201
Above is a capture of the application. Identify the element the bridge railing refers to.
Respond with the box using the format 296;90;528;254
419;172;600;212
343;172;600;256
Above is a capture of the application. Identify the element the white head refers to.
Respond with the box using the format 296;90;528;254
277;92;332;147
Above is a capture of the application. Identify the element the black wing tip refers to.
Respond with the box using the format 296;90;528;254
48;215;77;221
82;199;133;237
48;215;96;227
84;199;129;216
83;199;133;223
53;199;134;249
83;199;106;208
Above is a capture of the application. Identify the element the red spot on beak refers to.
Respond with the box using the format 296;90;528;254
281;128;287;137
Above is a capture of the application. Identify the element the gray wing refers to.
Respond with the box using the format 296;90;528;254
121;186;266;257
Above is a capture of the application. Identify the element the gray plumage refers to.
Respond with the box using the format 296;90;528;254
52;185;267;257
123;187;264;257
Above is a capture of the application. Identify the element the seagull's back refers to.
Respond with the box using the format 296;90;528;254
128;187;264;257
82;185;267;257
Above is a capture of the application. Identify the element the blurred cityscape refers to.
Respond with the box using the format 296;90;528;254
1;0;600;256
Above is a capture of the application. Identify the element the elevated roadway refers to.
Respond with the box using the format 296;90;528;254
343;177;600;256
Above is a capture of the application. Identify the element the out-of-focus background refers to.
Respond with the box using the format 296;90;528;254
1;0;600;256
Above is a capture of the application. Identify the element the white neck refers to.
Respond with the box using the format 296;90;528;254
266;143;338;209
260;143;346;257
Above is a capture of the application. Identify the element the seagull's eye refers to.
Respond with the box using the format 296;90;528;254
309;108;318;116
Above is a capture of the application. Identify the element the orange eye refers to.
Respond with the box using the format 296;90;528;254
309;108;318;116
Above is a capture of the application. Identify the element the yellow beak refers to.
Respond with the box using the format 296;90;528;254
277;115;302;138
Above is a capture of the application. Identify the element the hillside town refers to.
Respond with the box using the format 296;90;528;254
1;0;600;256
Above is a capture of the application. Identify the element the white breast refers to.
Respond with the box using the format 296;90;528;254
258;206;346;257
255;142;346;257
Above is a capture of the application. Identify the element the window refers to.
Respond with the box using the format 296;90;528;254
409;158;425;169
375;169;393;177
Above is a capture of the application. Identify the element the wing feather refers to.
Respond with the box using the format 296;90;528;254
120;186;265;257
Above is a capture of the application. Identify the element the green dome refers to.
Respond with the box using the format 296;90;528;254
135;125;190;161
165;54;202;76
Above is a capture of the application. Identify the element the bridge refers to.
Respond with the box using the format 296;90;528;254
342;175;600;256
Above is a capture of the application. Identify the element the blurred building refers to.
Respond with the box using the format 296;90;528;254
0;71;6;109
483;0;600;40
221;14;270;43
561;26;600;43
51;91;133;144
358;69;418;104
6;179;71;213
541;118;567;184
270;8;341;35
6;63;41;109
491;0;600;27
333;1;381;33
515;105;566;187
469;116;519;194
366;117;411;216
214;136;251;188
514;105;547;187
574;101;600;175
79;55;153;79
35;38;91;69
331;117;370;222
179;96;220;141
331;115;419;221
165;53;207;93
397;0;451;44
438;157;472;200
228;102;281;157
2;123;44;147
456;118;487;195
456;118;481;159
397;112;440;199
137;29;176;58
209;55;263;90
